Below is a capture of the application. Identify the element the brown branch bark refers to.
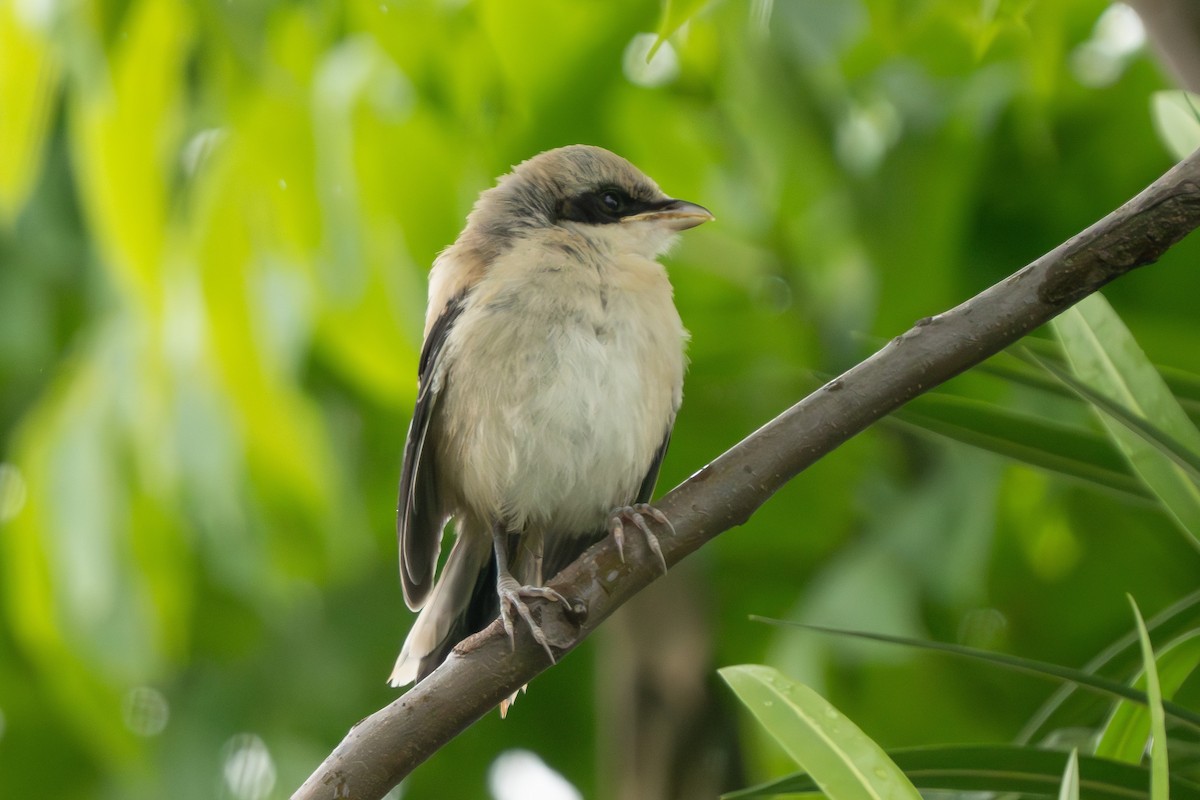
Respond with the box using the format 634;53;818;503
292;147;1200;800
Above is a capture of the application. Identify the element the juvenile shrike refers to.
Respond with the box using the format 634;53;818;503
389;145;712;687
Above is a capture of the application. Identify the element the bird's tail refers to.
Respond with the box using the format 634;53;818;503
388;526;496;687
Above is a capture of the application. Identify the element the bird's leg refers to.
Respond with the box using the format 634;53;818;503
608;503;672;574
491;522;571;663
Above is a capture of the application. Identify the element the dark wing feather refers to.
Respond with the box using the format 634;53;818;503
635;428;673;505
398;296;465;610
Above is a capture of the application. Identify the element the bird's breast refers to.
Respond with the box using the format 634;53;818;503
436;249;686;534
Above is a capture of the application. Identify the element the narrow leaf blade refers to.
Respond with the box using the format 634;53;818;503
892;393;1145;500
1129;598;1170;800
1059;750;1080;800
751;618;1200;732
0;4;61;223
719;665;922;800
1031;352;1200;486
1052;294;1200;548
1096;630;1200;763
724;745;1200;800
650;0;708;58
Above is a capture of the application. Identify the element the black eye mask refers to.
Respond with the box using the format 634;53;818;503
556;186;673;225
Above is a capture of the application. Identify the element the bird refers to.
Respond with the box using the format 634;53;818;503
388;145;712;688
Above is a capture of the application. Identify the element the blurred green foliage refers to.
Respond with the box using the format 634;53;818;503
2;0;1199;798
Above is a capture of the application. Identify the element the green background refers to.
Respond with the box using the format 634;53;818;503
1;0;1198;797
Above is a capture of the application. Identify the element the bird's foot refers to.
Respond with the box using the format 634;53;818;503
497;574;570;663
608;503;672;574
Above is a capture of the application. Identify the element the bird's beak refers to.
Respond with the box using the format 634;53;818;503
622;199;714;231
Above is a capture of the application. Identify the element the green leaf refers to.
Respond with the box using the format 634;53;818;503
650;0;709;59
68;0;192;316
719;665;922;800
978;348;1079;397
1051;294;1200;550
1030;352;1200;486
1159;363;1200;423
1129;597;1170;800
991;338;1200;426
987;339;1200;425
751;618;1200;733
891;393;1145;501
1096;630;1200;763
1059;749;1080;800
724;745;1200;800
0;3;60;225
1151;90;1200;161
1020;590;1200;746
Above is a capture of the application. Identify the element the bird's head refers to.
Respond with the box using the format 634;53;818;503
465;145;713;261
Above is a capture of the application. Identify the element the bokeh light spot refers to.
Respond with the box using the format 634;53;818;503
1071;3;1145;88
122;686;170;737
222;734;277;800
488;749;581;800
0;463;27;523
622;33;680;88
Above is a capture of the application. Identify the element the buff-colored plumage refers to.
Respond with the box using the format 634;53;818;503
390;145;711;687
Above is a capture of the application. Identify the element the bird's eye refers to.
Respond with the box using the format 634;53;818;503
600;191;625;214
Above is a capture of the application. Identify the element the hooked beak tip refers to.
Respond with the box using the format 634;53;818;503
623;199;714;230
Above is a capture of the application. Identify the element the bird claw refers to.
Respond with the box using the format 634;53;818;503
497;574;570;664
608;503;672;574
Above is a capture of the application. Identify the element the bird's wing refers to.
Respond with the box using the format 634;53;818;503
635;428;673;505
398;295;465;610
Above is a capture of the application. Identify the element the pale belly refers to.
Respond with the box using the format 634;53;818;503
436;278;683;535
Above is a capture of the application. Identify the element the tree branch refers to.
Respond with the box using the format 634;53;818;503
292;148;1200;800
